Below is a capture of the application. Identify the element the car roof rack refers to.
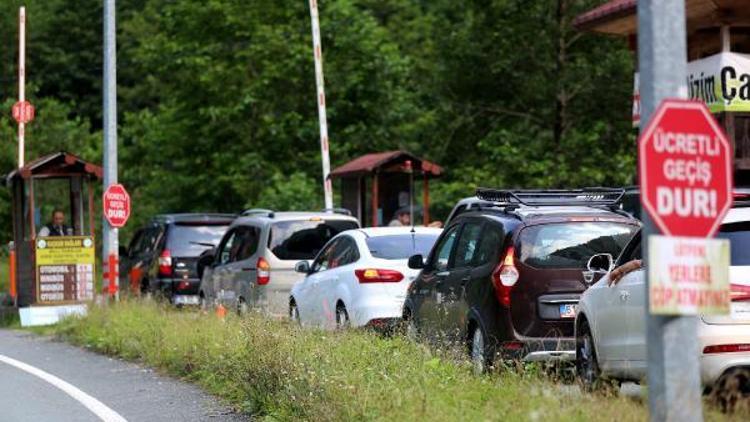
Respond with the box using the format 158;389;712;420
321;208;353;216
241;208;275;218
475;187;626;209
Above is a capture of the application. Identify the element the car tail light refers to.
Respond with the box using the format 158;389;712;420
703;344;750;354
730;284;750;302
177;280;190;290
355;268;404;283
492;246;519;308
257;257;270;285
501;341;524;350
158;249;173;276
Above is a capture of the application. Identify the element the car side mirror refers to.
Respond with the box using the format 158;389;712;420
587;253;614;274
295;260;311;274
408;254;425;270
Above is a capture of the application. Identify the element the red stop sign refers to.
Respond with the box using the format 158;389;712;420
103;184;131;228
12;100;35;124
639;99;733;237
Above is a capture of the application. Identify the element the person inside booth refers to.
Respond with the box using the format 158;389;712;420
38;209;72;237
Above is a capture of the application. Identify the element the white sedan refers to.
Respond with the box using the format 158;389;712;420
289;227;442;330
575;206;750;392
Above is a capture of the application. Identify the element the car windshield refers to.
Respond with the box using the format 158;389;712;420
717;222;750;266
167;223;229;256
519;222;637;269
269;219;359;260
366;233;441;260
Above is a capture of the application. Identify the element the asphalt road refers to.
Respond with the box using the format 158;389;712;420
0;329;249;422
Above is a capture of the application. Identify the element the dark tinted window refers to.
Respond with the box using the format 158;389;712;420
474;224;503;266
167;223;229;256
454;223;483;268
718;222;750;266
431;225;460;271
136;227;161;255
217;229;239;265
269;219;358;260
366;233;440;260
235;226;261;261
519;222;637;269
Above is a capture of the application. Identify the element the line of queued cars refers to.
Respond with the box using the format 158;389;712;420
120;187;750;398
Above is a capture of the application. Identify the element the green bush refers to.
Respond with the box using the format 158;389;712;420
50;301;658;421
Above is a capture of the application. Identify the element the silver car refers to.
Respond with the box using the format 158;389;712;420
198;210;359;316
575;206;750;391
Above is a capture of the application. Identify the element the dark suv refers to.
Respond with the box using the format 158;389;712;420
120;213;235;304
403;189;640;370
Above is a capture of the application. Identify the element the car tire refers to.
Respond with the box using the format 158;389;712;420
470;324;490;374
237;298;248;316
289;299;301;324
709;367;750;412
577;322;607;392
335;304;350;329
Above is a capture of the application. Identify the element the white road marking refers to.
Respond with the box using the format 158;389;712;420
0;354;128;422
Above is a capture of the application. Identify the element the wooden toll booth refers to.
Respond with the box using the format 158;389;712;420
575;0;750;185
329;151;443;227
6;152;101;310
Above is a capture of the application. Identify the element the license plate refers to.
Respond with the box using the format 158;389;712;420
731;301;750;321
174;295;200;305
559;304;578;319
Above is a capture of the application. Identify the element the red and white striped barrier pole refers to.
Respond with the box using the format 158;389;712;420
18;7;26;168
308;0;333;210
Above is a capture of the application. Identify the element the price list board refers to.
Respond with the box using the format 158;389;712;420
35;236;95;304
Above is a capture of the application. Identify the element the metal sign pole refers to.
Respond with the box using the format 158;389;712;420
18;7;25;169
638;1;703;420
308;0;334;210
103;0;119;300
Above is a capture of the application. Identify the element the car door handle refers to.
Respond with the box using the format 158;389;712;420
436;271;450;277
241;267;254;272
461;276;470;285
620;290;630;301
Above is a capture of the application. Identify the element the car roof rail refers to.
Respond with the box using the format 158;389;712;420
321;208;352;216
475;187;626;208
241;208;275;218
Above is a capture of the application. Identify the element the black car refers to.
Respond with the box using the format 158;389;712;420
403;188;640;371
120;213;235;304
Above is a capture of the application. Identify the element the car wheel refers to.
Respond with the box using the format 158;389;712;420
470;325;490;374
577;322;603;392
709;367;750;412
289;300;301;324
237;298;249;316
335;304;350;329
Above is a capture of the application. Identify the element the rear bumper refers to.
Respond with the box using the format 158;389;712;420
156;278;201;296
350;297;406;328
498;337;577;363
699;320;750;385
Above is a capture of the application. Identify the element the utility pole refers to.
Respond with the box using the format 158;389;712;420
308;0;333;210
103;0;119;300
18;6;26;168
638;1;703;420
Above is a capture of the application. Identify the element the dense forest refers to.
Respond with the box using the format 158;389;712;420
0;0;635;241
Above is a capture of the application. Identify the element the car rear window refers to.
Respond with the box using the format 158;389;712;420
366;233;440;260
518;222;637;269
269;219;359;260
167;223;229;257
717;222;750;266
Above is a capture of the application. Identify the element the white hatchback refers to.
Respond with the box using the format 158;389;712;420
575;207;750;391
289;227;442;330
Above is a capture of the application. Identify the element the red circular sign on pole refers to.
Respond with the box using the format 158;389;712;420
639;99;733;238
103;184;131;228
12;100;35;124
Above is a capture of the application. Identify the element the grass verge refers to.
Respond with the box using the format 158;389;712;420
49;301;743;421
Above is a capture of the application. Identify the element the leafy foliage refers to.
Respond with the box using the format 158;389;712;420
0;0;637;243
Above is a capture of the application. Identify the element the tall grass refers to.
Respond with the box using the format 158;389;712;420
50;301;739;421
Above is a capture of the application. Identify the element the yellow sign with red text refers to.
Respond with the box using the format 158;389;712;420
648;235;730;315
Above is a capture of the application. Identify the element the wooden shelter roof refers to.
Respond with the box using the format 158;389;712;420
574;0;750;36
330;150;443;179
5;151;103;184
